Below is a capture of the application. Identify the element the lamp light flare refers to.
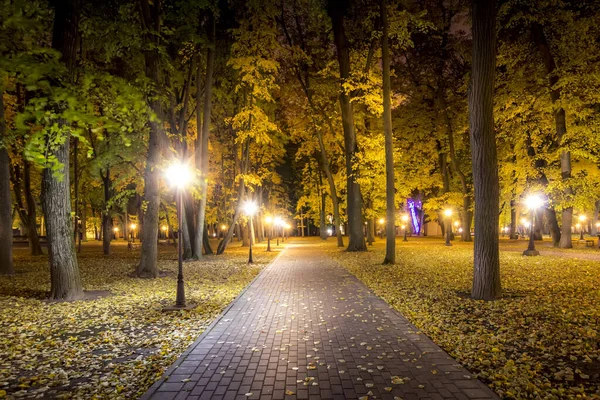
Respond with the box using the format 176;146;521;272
524;194;544;210
130;223;136;230
454;220;459;227
444;209;452;217
113;227;119;232
401;214;409;223
576;223;581;229
221;224;227;230
265;216;273;225
579;215;587;222
378;218;385;225
274;217;283;226
161;225;167;231
165;162;192;189
244;201;258;217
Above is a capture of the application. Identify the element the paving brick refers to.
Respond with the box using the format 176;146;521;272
143;243;499;400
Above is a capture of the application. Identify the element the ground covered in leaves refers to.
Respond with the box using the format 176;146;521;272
324;237;600;399
0;240;278;399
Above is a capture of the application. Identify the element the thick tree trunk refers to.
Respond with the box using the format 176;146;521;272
509;199;518;239
469;0;501;301
381;0;395;263
592;201;599;236
193;13;215;259
137;0;164;277
0;86;14;275
531;24;572;249
327;1;366;252
181;200;192;259
101;170;112;255
42;0;83;300
203;224;213;255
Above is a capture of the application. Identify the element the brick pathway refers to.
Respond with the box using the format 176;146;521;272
142;242;498;400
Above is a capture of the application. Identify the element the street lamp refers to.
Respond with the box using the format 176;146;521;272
164;162;193;310
401;214;409;242
130;223;137;242
113;226;119;240
265;215;273;252
378;218;385;239
443;209;452;246
244;201;258;263
284;223;291;241
578;215;586;241
523;194;543;256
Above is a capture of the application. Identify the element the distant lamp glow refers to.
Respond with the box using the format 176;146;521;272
579;215;587;222
523;193;543;256
378;218;385;225
401;214;409;223
113;227;118;232
576;223;581;229
454;221;459;227
130;223;136;230
443;209;452;217
458;228;463;233
327;228;332;236
161;225;167;231
165;162;192;189
221;224;227;230
265;216;273;225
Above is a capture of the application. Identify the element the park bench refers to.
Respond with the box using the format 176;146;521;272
128;240;141;251
585;239;595;247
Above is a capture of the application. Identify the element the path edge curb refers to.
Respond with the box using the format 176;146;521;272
140;245;290;400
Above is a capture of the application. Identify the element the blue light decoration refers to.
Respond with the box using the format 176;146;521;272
407;198;421;234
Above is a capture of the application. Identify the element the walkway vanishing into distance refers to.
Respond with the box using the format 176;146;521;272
142;242;498;400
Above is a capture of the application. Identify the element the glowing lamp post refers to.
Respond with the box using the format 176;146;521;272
378;218;385;239
578;215;586;241
130;223;137;242
285;223;291;241
265;216;273;252
275;217;283;245
443;209;452;246
523;194;543;256
244;201;258;263
164;162;193;310
401;214;409;242
113;227;119;240
161;225;167;240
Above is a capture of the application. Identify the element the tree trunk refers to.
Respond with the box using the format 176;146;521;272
509;199;518;239
327;1;366;252
42;0;83;300
319;181;327;240
592;201;599;236
0;84;14;275
203;224;213;255
193;12;215;259
469;0;501;301
136;0;164;277
101;169;112;255
381;0;395;263
81;200;87;241
181;200;192;258
531;24;572;248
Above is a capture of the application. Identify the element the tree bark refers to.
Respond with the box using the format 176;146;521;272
101;169;112;255
509;199;518;239
381;0;396;263
531;24;572;248
42;0;83;300
193;12;216;259
136;0;165;277
0;83;14;275
469;0;501;301
327;1;366;252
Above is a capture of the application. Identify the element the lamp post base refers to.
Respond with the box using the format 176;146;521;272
162;303;196;312
445;242;452;247
522;249;540;256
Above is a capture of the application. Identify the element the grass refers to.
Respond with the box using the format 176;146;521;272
0;239;279;399
323;236;600;399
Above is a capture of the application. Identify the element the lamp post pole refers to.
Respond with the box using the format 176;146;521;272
579;223;585;241
523;208;539;256
265;218;272;252
175;188;186;307
248;215;254;263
